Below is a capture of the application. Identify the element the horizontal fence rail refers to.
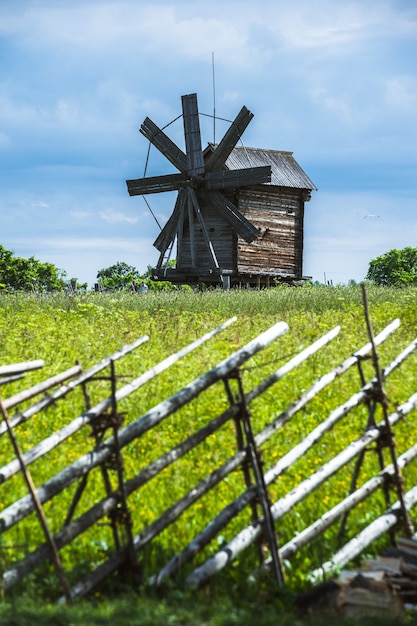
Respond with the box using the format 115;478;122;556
0;360;45;386
0;314;417;603
0;335;150;438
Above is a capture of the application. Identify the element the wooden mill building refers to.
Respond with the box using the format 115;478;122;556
151;145;317;288
221;146;316;287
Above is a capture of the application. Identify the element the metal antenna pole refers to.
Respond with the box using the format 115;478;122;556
212;51;216;145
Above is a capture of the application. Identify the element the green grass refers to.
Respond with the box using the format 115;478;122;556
2;585;417;625
1;284;417;623
1;585;415;626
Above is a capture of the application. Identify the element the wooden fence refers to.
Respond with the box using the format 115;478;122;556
1;301;417;603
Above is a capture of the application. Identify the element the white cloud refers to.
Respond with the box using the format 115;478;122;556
100;209;139;225
266;1;417;50
55;98;81;125
385;75;417;110
70;210;92;219
308;87;361;127
29;200;49;209
0;130;9;145
1;3;247;61
0;91;38;126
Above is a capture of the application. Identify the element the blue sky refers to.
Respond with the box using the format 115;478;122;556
1;0;416;287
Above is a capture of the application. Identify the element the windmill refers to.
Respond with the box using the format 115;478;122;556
126;93;271;285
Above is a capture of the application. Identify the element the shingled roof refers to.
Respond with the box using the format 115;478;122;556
224;146;317;191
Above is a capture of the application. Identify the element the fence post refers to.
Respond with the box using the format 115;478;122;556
361;284;414;538
224;369;284;586
108;359;141;585
337;373;393;544
0;395;73;603
62;359;141;588
61;367;120;549
225;374;263;563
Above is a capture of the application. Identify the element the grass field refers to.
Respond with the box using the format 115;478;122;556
1;284;417;624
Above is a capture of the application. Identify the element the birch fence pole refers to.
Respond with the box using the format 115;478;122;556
0;360;44;378
309;483;417;583
0;335;149;437
267;440;417;564
0;395;72;603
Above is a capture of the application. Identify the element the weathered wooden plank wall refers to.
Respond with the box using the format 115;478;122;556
237;187;304;278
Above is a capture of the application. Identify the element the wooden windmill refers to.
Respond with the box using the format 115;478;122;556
127;93;316;287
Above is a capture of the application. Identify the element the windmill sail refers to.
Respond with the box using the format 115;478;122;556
140;117;188;174
126;173;185;196
127;93;272;283
205;106;254;172
182;94;205;177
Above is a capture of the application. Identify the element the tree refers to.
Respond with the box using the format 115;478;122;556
96;261;141;290
366;247;417;286
140;263;180;292
0;244;66;291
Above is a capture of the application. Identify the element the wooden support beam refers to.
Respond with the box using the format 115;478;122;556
2;365;81;415
309;482;417;583
278;441;417;563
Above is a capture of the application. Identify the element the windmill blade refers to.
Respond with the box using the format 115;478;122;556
182;94;205;177
188;188;220;268
126;173;186;196
175;192;186;264
202;190;259;243
205;106;254;172
153;190;186;252
156;236;176;271
140;117;188;174
206;166;271;190
187;195;196;267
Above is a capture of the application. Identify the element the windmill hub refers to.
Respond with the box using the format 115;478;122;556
185;176;201;189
